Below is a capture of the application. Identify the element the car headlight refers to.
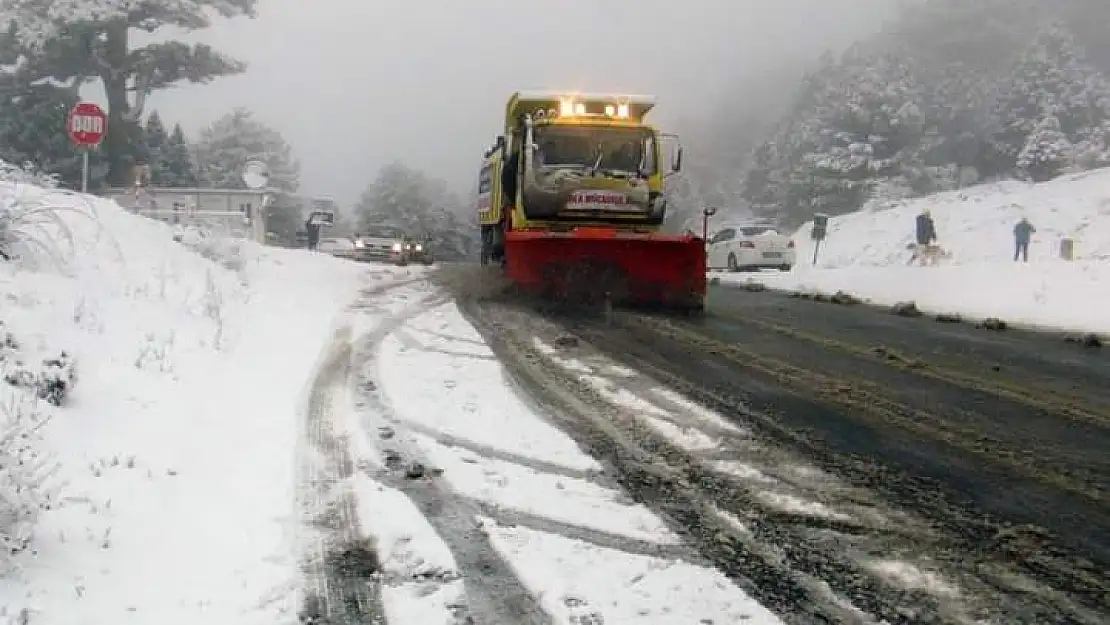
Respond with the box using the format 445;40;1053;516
391;242;402;251
414;244;422;251
354;240;365;248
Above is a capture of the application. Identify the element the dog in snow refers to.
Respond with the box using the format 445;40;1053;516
906;242;951;266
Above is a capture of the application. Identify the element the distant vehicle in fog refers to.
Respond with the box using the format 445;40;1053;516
353;227;411;265
405;236;434;265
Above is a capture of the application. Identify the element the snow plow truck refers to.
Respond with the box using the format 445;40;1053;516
477;91;706;312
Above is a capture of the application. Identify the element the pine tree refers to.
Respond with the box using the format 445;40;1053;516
194;108;300;192
144;111;172;185
164;124;199;187
993;22;1110;164
1017;116;1073;181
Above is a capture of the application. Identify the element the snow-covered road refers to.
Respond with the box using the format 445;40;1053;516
9;168;1104;624
311;277;784;624
0;179;790;624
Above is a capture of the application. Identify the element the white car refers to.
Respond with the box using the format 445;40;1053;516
707;225;795;272
352;227;409;265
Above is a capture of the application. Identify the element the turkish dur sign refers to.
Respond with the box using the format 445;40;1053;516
67;102;107;147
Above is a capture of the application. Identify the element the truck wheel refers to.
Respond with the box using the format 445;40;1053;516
680;301;706;318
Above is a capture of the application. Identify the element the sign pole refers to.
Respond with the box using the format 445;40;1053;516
810;213;828;266
81;150;89;193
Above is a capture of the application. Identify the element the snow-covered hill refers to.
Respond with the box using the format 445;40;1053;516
717;168;1110;334
0;180;409;623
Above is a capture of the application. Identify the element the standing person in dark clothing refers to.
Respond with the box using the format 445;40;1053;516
907;209;939;266
915;209;937;246
305;216;321;251
1013;217;1035;262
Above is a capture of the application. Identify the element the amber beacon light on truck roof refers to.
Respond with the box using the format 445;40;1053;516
510;91;658;122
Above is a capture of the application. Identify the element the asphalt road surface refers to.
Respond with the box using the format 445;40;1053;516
443;264;1109;625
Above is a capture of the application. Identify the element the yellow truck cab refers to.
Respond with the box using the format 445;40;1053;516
478;91;682;265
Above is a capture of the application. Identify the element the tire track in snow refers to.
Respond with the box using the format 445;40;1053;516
345;285;554;625
299;327;384;625
296;275;435;625
358;270;807;624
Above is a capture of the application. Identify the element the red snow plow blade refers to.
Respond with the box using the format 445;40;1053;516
504;227;706;310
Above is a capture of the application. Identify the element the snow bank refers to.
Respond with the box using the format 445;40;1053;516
0;181;371;624
718;168;1110;334
793;168;1110;267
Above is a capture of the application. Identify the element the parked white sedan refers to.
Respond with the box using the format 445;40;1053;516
707;225;795;271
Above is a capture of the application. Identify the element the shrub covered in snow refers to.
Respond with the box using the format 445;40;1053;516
0;322;77;408
0;160;60;189
0;322;68;572
0;183;101;267
0;394;59;572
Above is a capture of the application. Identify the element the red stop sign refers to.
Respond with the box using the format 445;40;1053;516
67;102;107;147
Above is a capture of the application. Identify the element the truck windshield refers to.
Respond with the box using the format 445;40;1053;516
533;125;654;174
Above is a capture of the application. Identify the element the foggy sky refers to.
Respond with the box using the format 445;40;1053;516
131;0;896;206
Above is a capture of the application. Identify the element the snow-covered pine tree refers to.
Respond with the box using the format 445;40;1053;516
993;21;1110;170
194;108;300;193
0;0;258;186
1072;119;1110;170
1017;115;1073;181
777;48;928;220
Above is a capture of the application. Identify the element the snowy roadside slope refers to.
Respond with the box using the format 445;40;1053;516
0;182;394;625
793;168;1110;267
717;169;1110;334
